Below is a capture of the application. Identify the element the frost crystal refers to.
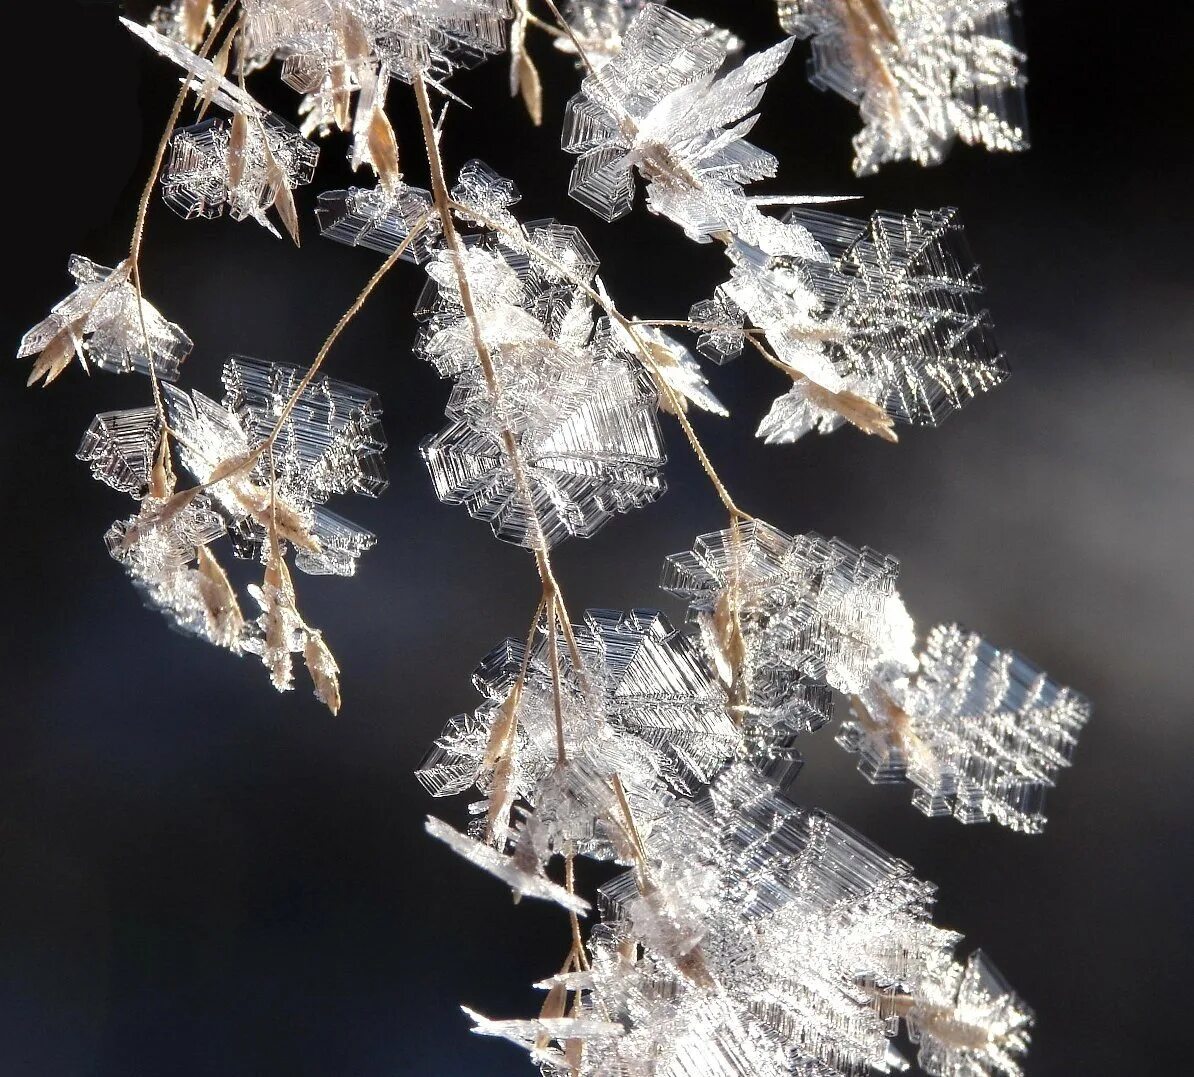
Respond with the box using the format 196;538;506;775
841;623;1091;832
561;5;809;253
164;355;386;576
241;0;513;88
18;256;192;385
562;765;1032;1077
706;205;1006;442
77;407;164;495
418;609;739;830
777;0;1029;175
316;183;440;262
164;114;319;235
663;520;911;740
414;170;667;548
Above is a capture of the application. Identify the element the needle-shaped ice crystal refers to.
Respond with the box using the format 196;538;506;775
777;0;1029;175
425;816;591;913
18;256;192;386
841;623;1091;832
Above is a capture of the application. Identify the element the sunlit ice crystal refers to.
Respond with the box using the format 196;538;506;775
594;764;1030;1077
840;623;1091;833
556;1;741;69
163;356;386;575
909;950;1033;1077
149;0;213;50
777;0;1029;175
662;520;914;740
417;609;740;835
421;350;665;548
77;407;163;496
599;319;728;417
784;205;1008;426
163;113;319;234
316;183;441;262
18;256;192;385
241;0;513;86
560;3;796;236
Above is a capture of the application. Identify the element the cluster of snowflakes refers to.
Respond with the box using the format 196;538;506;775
19;3;1081;1077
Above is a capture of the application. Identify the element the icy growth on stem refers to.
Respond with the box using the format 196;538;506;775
663;519;912;741
414;168;666;548
163;355;387;576
164;114;319;237
567;765;1033;1077
556;1;740;69
777;0;1029;175
77;408;164;495
241;0;513;87
316;183;440;262
706;205;1007;442
841;623;1091;832
18;256;192;386
561;5;815;254
418;608;740;836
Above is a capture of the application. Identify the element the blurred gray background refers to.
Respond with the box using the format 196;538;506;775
1;1;1190;1073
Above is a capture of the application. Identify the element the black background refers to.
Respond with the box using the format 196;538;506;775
2;1;1191;1073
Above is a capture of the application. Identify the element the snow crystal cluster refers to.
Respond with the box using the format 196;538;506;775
776;0;1029;175
20;4;1087;1077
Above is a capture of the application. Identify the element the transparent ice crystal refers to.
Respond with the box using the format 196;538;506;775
414;170;667;548
421;352;665;548
840;623;1091;833
241;0;513;88
705;205;1007;442
77;407;163;496
777;0;1029;175
418;608;740;833
163;355;386;575
536;764;1034;1077
663;520;913;740
163;113;319;234
18;256;192;385
561;4;809;252
556;1;740;69
316;182;440;262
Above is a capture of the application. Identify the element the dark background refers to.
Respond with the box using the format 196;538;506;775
2;1;1190;1073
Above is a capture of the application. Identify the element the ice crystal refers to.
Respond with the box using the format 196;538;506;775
77;407;164;496
163;114;319;236
841;623;1091;832
777;0;1029;175
163;355;386;576
561;4;811;253
316;183;440;262
704;205;1006;442
18;256;192;386
663;520;912;740
241;0;513;88
418;609;740;832
414;172;667;548
149;0;213;50
556;1;740;69
28;6;1087;1076
499;765;1033;1077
